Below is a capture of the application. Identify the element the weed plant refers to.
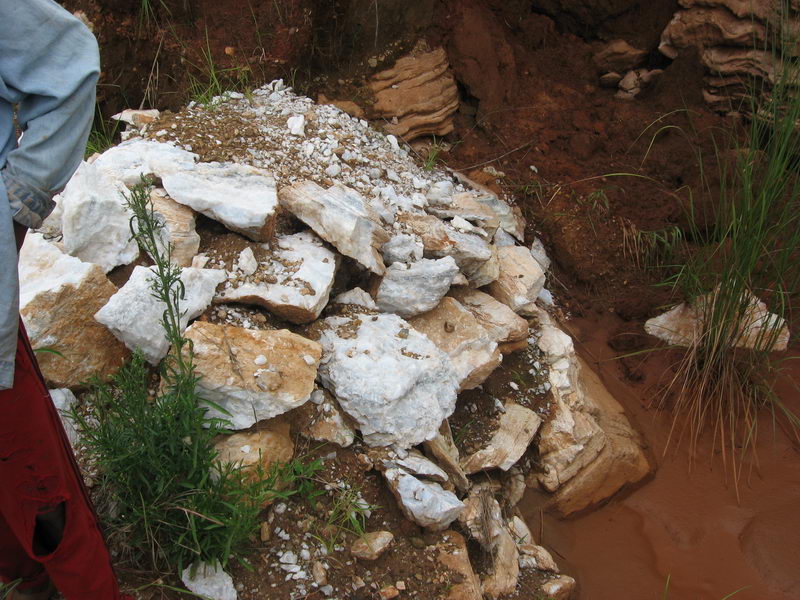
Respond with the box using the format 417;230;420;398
656;3;800;486
71;178;277;573
85;108;119;158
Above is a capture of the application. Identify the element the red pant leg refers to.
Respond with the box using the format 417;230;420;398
0;320;123;599
0;508;48;592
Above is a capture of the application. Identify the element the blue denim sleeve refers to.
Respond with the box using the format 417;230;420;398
0;0;100;229
0;0;100;390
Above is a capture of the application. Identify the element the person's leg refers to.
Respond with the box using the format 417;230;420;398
0;320;125;600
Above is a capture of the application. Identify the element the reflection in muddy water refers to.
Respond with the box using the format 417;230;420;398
521;315;800;600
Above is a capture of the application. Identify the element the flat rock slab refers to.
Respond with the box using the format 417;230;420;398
217;231;338;324
487;246;545;316
384;468;464;530
279;181;390;274
92;139;198;186
162;162;279;242
316;312;459;448
19;234;128;387
184;322;322;430
461;403;542;474
350;531;394;560
375;257;459;318
427;191;500;238
409;297;501;391
60;161;139;273
95;265;225;364
435;531;483;600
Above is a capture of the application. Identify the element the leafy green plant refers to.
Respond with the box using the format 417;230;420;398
71;178;277;573
273;455;326;508
312;481;378;553
423;135;445;171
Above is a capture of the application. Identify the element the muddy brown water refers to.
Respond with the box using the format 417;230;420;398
521;315;800;600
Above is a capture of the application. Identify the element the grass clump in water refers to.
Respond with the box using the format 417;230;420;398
71;178;277;573
657;3;800;488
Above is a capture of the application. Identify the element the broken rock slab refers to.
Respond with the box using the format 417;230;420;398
213;417;294;479
659;7;768;60
375;257;460;318
424;421;470;493
409;297;501;391
461;403;542;474
60;161;139;273
279;181;390;275
217;231;338;324
316;312;460;448
184;322;321;430
19;233;129;388
369;45;459;141
147;188;200;267
645;289;790;352
162;162;279;242
94;265;225;365
487;246;545;316
384;468;464;530
92;138;198;187
382;448;449;483
291;388;356;448
593;39;648;72
541;575;577;600
180;562;237;600
426;191;501;238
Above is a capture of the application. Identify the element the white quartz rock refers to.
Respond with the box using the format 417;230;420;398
472;191;525;241
381;233;424;265
448;288;529;346
487;246;545;316
375;257;459;318
287;114;306;136
49;389;80;448
279;181;390;275
384;468;464;530
93;139;198;186
332;287;378;310
218;232;337;324
162;162;278;242
317;312;459;448
181;562;237;600
461;404;542;474
95;265;225;364
60;162;139;272
236;247;258;276
383;449;449;483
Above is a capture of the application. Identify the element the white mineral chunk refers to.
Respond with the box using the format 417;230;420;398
60;162;139;272
162;162;278;242
49;388;80;448
181;562;237;600
95;266;225;364
287;114;306;136
375;257;459;318
487;246;545;316
332;287;379;310
93;139;198;186
384;468;464;530
217;231;337;324
237;247;258;276
317;313;459;448
381;234;424;265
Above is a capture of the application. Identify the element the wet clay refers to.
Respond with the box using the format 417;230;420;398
521;313;800;600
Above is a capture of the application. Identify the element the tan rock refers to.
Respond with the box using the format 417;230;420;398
424;421;470;493
487;246;545;315
351;531;394;560
549;359;652;516
19;234;128;388
369;45;459;141
279;181;390;275
213;417;294;477
448;288;529;346
379;586;400;600
184;322;321;430
519;543;560;573
149;188;200;267
678;0;777;21
292;389;356;447
435;531;483;600
482;528;520;598
427;191;501;238
541;574;577;600
317;94;365;119
701;47;776;82
593;39;647;72
660;8;768;59
409;297;501;391
461;403;542;474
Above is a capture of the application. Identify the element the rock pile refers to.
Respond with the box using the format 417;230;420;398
23;80;650;599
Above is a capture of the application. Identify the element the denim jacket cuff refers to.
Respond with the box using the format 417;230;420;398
2;169;55;229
